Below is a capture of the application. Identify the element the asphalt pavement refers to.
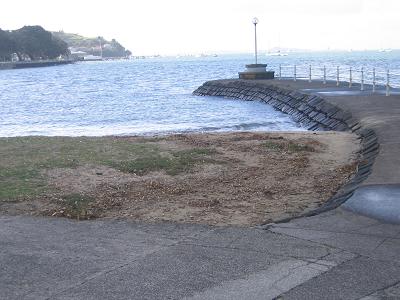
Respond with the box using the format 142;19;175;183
1;208;400;300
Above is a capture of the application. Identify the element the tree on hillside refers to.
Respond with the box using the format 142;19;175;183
45;34;70;59
53;31;131;58
1;26;130;61
101;38;130;57
11;26;69;60
0;29;17;61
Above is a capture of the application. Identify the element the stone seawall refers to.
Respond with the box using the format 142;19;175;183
193;79;380;222
0;63;13;70
0;60;74;70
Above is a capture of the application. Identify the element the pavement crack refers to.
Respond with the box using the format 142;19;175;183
175;241;331;263
270;252;336;296
270;228;400;264
356;279;400;300
274;254;363;299
267;227;380;257
45;227;216;299
372;236;389;251
266;229;343;252
44;240;183;300
270;224;400;240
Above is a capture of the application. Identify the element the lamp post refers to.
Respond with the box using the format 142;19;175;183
252;17;259;64
98;36;103;59
239;17;274;79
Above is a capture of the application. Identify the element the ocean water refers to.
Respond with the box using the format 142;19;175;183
268;50;400;84
1;51;399;137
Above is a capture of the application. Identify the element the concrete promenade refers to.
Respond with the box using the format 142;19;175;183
1;79;400;299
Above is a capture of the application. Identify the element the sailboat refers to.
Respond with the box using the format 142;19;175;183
378;48;392;53
266;50;288;56
266;34;288;56
378;40;392;53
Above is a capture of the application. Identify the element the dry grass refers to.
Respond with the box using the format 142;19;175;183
0;132;360;225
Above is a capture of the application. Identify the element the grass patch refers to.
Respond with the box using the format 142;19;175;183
264;141;285;151
0;137;216;201
0;168;46;199
111;148;215;175
264;140;315;153
287;143;315;153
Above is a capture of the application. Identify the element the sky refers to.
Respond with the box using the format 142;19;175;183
1;0;399;55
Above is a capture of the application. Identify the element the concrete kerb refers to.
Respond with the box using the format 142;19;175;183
193;79;380;226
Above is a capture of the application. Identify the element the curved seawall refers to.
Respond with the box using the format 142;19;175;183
0;60;73;70
193;79;379;222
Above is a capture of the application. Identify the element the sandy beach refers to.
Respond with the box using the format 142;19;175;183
0;131;360;226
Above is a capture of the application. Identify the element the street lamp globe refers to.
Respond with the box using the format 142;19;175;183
252;17;259;25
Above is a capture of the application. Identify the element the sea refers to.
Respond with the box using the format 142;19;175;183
1;51;399;137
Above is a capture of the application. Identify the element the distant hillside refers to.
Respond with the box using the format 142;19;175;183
52;31;131;58
0;26;69;61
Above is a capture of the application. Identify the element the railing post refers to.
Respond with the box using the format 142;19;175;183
372;68;376;93
386;69;390;96
361;67;364;91
323;66;326;84
279;64;282;80
294;65;297;81
349;67;352;88
337;66;340;86
309;65;312;82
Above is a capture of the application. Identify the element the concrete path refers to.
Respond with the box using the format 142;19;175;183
1;209;400;300
2;79;400;299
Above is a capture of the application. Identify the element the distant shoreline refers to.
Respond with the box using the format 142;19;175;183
0;59;74;70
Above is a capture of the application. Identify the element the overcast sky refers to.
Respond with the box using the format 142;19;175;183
1;0;399;55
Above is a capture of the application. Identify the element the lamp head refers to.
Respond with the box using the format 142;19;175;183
252;17;259;25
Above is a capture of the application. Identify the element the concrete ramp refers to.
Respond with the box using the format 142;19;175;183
343;184;400;224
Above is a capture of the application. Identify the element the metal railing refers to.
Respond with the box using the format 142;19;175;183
276;64;399;96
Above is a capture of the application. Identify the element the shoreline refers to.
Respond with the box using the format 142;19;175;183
0;59;74;70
